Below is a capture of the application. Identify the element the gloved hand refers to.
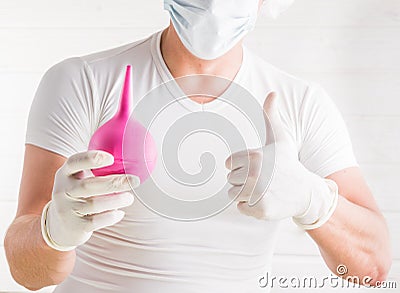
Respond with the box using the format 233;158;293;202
225;92;338;229
41;150;140;251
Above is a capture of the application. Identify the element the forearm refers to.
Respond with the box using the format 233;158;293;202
4;214;76;290
308;195;392;285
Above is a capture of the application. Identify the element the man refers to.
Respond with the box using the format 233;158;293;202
4;0;391;292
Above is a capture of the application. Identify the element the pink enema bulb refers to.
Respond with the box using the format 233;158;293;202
88;65;157;183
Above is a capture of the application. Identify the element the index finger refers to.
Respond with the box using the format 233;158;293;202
225;149;251;171
65;150;114;176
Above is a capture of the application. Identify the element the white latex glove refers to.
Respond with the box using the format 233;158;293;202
225;93;338;229
41;150;140;251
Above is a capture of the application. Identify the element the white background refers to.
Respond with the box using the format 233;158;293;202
0;0;399;292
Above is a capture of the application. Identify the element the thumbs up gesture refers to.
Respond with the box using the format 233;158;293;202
225;93;339;229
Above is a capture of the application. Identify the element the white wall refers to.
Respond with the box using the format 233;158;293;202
0;0;399;292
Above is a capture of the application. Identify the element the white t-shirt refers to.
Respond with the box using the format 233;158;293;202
26;31;358;293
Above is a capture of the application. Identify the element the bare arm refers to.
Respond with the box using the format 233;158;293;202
308;167;392;285
4;144;75;290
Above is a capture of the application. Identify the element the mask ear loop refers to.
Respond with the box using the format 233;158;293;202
260;0;295;19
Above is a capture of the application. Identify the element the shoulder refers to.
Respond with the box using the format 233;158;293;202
246;50;334;113
42;57;87;82
43;33;155;82
81;34;154;66
246;50;311;95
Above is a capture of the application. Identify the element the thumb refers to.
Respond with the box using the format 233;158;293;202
263;92;287;145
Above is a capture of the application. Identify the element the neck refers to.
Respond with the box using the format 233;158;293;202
160;24;244;104
160;24;243;80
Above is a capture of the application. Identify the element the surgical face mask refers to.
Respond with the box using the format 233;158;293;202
164;0;260;60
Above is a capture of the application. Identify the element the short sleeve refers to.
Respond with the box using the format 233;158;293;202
298;84;359;178
25;57;95;158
